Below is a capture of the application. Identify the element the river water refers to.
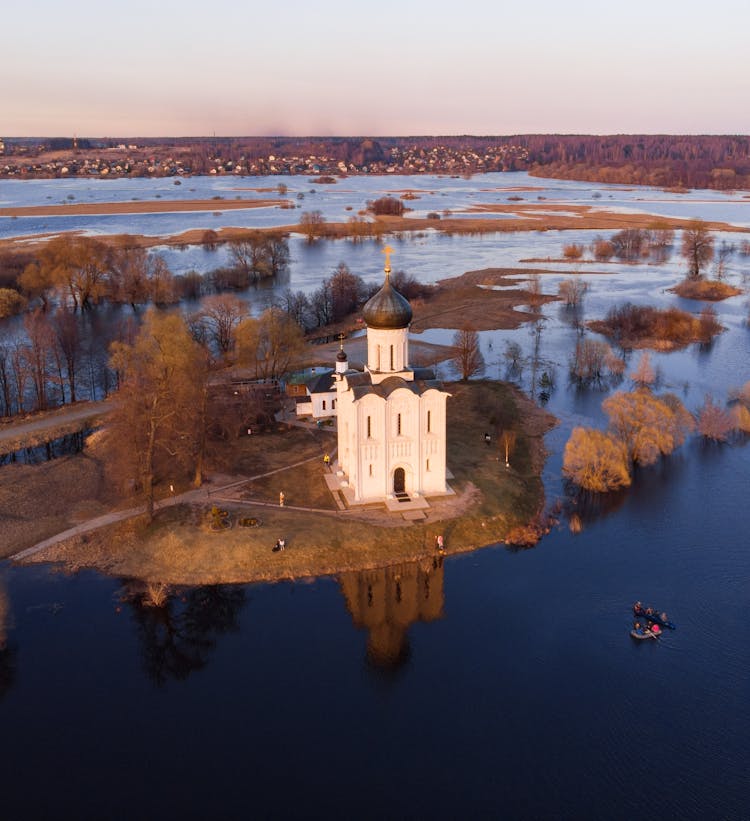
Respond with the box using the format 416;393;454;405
1;173;749;819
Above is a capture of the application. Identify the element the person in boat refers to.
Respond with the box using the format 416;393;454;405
634;601;643;613
651;622;661;635
634;621;643;634
660;612;669;623
645;606;654;616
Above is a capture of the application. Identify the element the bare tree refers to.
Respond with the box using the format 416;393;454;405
695;394;734;441
108;311;207;519
526;274;544;309
148;257;178;305
196;294;249;354
452;326;484;381
681;220;714;280
280;289;312;331
329;262;365;322
713;241;733;280
0;342;12;416
52;308;81;403
109;244;151;307
23;310;55;411
235;307;306;381
300;210;325;243
630;352;655;389
34;235;109;310
558;277;588;307
570;339;613;383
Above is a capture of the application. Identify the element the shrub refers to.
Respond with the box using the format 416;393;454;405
368;196;405;216
563;427;631;492
695;394;734;441
0;287;27;319
592;238;615;261
562;243;585;260
672;278;741;301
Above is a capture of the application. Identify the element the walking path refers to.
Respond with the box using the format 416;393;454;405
9;450;339;563
0;400;112;453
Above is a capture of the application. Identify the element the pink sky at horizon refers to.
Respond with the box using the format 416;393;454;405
3;0;749;138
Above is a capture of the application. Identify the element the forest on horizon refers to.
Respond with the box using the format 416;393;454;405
4;134;750;190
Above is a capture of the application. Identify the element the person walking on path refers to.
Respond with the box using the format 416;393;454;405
279;491;285;507
323;453;330;471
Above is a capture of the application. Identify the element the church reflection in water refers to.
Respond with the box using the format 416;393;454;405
339;555;444;669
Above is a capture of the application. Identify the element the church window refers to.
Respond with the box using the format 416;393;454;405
426;458;430;472
367;415;371;438
427;410;431;433
390;345;394;370
397;413;402;435
322;400;326;410
369;463;373;477
332;399;336;409
376;346;381;371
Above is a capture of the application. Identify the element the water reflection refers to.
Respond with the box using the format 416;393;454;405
122;581;246;686
339;556;444;670
0;577;15;701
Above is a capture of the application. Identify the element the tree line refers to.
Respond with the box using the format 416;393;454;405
521;134;750;190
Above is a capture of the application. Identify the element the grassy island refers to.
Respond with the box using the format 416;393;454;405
588;303;723;350
16;381;555;586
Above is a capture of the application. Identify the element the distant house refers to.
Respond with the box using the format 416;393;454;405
293;369;338;419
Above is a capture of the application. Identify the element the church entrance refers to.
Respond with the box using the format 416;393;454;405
393;467;406;496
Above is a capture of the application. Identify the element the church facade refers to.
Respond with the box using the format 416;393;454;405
334;249;450;504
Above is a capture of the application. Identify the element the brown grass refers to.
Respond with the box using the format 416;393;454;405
19;382;555;584
0;442;122;559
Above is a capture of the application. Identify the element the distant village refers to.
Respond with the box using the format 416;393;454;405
0;136;529;179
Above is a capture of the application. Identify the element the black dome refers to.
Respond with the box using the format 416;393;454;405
362;277;412;329
336;347;348;362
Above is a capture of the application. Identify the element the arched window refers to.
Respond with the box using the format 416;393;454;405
397;413;402;435
427;410;431;433
367;415;371;438
390;345;394;370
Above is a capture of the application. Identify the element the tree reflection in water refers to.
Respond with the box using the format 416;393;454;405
122;581;246;686
339;556;445;672
0;577;16;701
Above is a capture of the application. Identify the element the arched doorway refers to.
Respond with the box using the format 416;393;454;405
393;467;406;495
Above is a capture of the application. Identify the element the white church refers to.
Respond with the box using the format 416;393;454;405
332;248;451;506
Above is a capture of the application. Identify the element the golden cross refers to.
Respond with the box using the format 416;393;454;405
382;244;394;275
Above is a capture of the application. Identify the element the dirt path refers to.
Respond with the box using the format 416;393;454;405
0;401;112;455
8;450;332;563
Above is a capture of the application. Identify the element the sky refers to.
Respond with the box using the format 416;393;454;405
3;0;749;137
